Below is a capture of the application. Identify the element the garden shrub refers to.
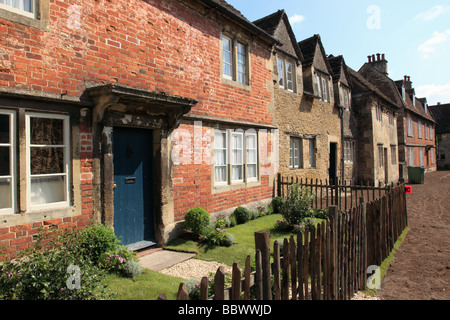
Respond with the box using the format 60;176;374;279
184;207;211;237
228;214;237;227
204;228;234;247
122;259;144;278
233;206;251;224
214;215;228;229
280;184;315;226
0;227;115;300
271;197;285;213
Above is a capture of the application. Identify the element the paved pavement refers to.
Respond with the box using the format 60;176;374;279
139;249;196;271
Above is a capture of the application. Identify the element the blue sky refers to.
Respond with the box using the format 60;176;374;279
226;0;450;105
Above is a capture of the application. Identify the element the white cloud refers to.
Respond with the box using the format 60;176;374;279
418;29;450;59
289;14;305;24
415;5;450;21
416;83;450;105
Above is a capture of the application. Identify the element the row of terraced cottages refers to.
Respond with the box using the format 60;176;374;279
0;0;435;254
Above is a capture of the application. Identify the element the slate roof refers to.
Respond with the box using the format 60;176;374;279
346;65;399;109
429;103;450;134
196;0;280;45
253;10;304;61
328;54;351;86
393;79;435;123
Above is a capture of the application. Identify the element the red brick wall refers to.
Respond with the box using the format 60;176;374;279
0;0;273;125
171;122;276;221
404;115;436;170
0;0;276;249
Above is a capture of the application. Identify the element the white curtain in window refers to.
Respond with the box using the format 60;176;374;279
214;131;227;183
231;133;243;181
246;133;257;179
1;0;33;13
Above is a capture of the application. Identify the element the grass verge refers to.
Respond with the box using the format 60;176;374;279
363;226;410;297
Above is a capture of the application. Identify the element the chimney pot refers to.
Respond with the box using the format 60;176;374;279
376;53;381;61
372;54;375;61
368;55;372;63
437;102;441;105
404;75;407;82
382;53;385;60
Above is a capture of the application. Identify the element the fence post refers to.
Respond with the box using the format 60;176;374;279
360;196;367;291
277;173;282;197
328;205;338;300
255;231;272;300
214;266;225;300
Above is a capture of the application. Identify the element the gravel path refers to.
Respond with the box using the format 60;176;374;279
159;257;378;300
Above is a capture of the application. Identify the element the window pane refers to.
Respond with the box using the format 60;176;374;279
30;118;64;145
232;165;243;181
0;178;11;209
215;131;226;148
30;147;65;174
247;164;257;179
0;146;10;176
286;62;293;91
309;139;315;167
215;166;227;183
278;60;284;87
0;114;10;144
214;149;226;166
30;175;66;205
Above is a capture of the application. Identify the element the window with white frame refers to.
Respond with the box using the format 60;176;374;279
26;113;70;209
429;126;433;141
418;120;423;139
407;116;413;137
316;72;330;102
430;149;435;164
214;130;228;185
221;35;248;85
289;137;301;169
408;147;414;166
0;110;15;214
419;148;424;167
425;123;428;139
344;140;354;163
0;0;35;18
231;131;244;182
246;132;258;180
278;57;295;92
389;111;394;125
391;145;397;165
214;129;259;186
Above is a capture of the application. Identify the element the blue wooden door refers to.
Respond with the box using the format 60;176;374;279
113;127;155;250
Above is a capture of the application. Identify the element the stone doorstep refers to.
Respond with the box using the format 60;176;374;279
138;249;196;272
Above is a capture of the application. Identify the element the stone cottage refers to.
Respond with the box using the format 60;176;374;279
0;0;279;255
347;54;400;186
328;54;356;183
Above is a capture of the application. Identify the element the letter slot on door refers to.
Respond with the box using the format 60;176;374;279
125;177;136;184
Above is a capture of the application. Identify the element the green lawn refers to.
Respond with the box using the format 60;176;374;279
164;214;299;267
105;213;323;300
105;270;185;300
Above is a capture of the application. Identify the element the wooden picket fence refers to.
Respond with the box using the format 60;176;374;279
158;183;407;300
276;173;394;212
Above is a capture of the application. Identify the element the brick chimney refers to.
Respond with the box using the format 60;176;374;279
368;53;388;76
404;75;412;90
